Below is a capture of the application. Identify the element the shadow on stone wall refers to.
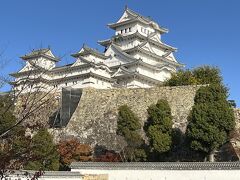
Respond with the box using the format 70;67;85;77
50;87;240;161
49;88;82;128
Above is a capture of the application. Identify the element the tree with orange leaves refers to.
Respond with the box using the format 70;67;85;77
57;138;92;170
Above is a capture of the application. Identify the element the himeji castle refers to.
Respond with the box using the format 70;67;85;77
10;7;184;91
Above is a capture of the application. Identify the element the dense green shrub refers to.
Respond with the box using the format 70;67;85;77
25;129;60;170
0;95;16;135
145;99;173;158
117;105;146;161
164;66;222;86
186;84;235;161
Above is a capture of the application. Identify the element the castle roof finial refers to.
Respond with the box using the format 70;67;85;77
124;5;128;11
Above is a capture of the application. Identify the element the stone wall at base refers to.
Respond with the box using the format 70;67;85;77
231;108;240;158
53;85;201;150
15;92;61;129
234;109;240;128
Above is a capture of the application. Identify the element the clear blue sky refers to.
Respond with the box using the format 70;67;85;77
0;0;239;107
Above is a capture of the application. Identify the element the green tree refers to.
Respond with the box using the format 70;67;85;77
117;105;146;162
0;95;30;170
164;66;222;86
0;95;16;135
145;99;173;160
25;129;59;170
0;96;60;171
186;84;235;161
192;66;222;85
164;69;199;86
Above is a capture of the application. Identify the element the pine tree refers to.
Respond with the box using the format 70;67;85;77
192;66;222;85
117;105;146;162
145;99;173;160
0;95;30;169
186;84;235;161
25;129;59;170
0;95;16;135
164;66;222;86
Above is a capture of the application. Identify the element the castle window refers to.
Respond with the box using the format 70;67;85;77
121;29;123;34
129;27;132;32
65;82;68;86
125;28;127;33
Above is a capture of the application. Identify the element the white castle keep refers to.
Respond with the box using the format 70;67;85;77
10;7;184;91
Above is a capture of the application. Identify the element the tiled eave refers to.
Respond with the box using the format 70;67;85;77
123;46;184;67
72;46;109;60
10;61;112;81
99;32;177;51
11;71;114;85
71;162;240;170
10;69;40;78
49;72;115;84
51;63;92;73
21;54;59;62
108;17;168;34
123;59;176;72
113;71;160;84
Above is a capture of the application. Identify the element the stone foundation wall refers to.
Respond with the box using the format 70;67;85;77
231;108;240;156
234;109;240;129
54;85;201;150
15;92;60;129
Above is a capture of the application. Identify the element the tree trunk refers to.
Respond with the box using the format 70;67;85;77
209;150;215;162
203;156;207;162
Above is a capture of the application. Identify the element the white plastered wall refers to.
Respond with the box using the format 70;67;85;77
71;169;240;180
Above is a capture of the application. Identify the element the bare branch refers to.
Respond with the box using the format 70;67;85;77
0;56;61;137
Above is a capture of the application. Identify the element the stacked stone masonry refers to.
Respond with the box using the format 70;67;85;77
234;109;240;128
231;108;240;157
54;85;202;150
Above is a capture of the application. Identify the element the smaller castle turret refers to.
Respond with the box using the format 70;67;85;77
20;48;59;70
10;7;184;92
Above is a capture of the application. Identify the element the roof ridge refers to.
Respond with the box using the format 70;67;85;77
20;48;59;61
72;44;109;59
126;7;153;22
23;48;49;56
